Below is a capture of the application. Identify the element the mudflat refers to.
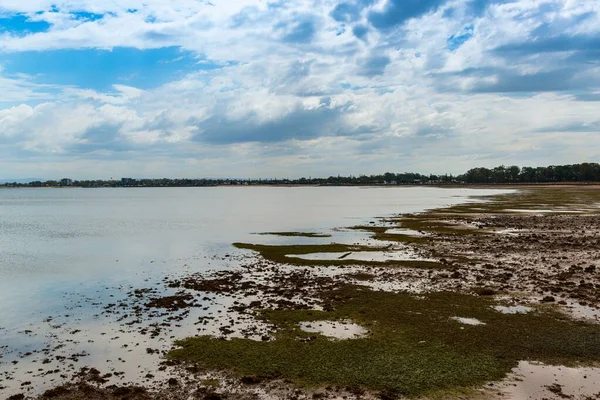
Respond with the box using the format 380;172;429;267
8;186;600;400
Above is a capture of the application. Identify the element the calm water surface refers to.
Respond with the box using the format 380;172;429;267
0;186;510;395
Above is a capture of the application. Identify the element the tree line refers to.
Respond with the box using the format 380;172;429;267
459;163;600;184
2;163;599;188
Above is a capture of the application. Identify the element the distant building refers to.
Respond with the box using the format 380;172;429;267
60;178;73;186
121;178;137;186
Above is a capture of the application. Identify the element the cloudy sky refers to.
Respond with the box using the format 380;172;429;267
0;0;599;179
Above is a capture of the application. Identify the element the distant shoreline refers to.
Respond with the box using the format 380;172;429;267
2;182;600;190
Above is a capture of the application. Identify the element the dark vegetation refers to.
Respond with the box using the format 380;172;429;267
169;286;600;397
460;163;600;184
3;162;600;187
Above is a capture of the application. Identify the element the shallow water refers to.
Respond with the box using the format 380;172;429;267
0;186;511;396
562;302;600;322
286;249;434;262
493;305;532;314
384;228;429;236
451;317;486;326
494;228;523;236
298;321;368;340
498;361;600;399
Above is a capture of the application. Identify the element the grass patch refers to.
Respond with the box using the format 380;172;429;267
256;231;332;238
170;285;600;397
385;216;486;236
200;379;221;388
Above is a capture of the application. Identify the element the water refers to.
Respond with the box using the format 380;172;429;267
286;249;435;262
496;361;600;399
493;305;532;315
298;320;368;340
385;228;429;236
0;186;509;396
451;317;486;326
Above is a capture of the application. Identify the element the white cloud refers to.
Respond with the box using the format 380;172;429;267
0;0;598;178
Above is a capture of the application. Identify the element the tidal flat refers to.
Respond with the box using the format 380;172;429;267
2;186;600;400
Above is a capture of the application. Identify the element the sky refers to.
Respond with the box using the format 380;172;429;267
0;0;599;179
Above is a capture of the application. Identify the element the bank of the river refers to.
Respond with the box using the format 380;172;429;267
10;186;600;400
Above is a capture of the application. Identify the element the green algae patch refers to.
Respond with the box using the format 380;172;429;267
429;186;600;217
169;286;600;397
200;379;221;388
348;218;486;239
365;187;600;240
256;231;332;238
233;242;446;268
386;216;487;236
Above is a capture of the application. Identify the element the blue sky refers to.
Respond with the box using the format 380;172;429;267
0;47;210;90
0;0;599;179
0;14;51;34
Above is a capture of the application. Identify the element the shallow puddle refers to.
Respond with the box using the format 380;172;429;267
494;228;523;236
497;361;600;399
298;320;368;340
286;250;435;262
562;302;600;322
385;228;429;236
493;305;532;314
0;280;272;397
451;317;486;325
